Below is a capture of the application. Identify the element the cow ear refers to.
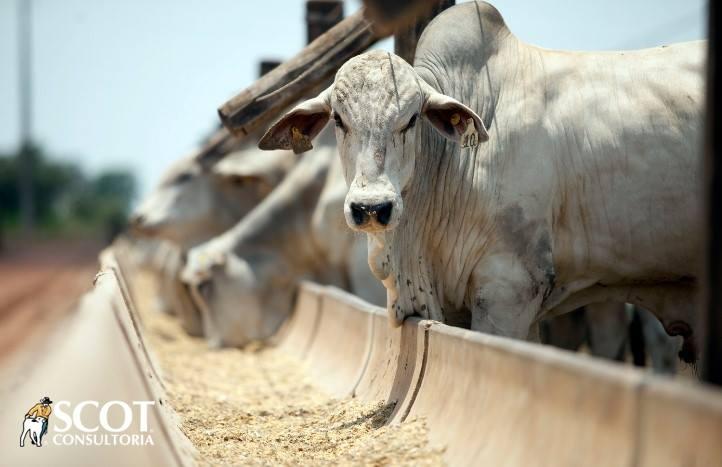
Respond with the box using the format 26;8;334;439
422;92;488;147
259;87;332;154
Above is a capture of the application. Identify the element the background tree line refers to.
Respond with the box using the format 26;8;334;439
0;144;136;242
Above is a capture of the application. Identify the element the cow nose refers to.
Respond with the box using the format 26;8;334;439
350;202;368;226
349;202;393;226
372;202;393;226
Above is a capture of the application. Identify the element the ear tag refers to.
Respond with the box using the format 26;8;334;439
460;118;479;148
450;113;461;126
290;126;313;154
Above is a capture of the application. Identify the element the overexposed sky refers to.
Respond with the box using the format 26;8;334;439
0;0;707;196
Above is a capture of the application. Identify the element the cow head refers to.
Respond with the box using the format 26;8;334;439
260;50;487;234
179;147;344;348
181;243;296;348
130;149;293;248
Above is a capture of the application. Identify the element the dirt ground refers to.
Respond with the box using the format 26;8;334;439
0;238;101;360
134;271;445;466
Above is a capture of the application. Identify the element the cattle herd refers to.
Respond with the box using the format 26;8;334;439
128;2;706;375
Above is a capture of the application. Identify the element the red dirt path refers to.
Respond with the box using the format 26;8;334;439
0;238;102;361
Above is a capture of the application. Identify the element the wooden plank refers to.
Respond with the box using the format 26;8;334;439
218;10;385;138
187;2;346;164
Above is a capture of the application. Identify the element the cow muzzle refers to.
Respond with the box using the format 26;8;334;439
345;196;401;232
344;178;402;232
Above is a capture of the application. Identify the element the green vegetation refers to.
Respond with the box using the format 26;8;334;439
0;143;137;240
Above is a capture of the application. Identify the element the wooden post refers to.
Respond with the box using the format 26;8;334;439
394;0;454;64
363;0;451;35
190;2;349;164
218;10;384;138
703;0;721;385
17;0;34;232
306;1;344;44
259;60;282;77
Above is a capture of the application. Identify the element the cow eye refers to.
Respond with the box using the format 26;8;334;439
402;113;418;133
229;175;246;187
174;173;192;184
333;112;347;133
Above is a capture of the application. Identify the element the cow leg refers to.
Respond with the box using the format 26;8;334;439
628;307;647;366
624;285;699;366
585;302;630;362
540;308;588;351
470;253;541;340
637;307;682;374
20;427;28;447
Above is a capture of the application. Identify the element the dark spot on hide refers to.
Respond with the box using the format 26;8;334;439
499;204;555;299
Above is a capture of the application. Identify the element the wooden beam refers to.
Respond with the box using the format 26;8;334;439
394;0;454;64
218;9;384;138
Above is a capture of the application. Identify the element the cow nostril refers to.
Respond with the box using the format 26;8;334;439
372;202;393;226
349;203;368;226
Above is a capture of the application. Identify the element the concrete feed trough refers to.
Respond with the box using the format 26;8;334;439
1;248;721;466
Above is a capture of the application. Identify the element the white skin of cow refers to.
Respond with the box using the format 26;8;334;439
260;2;704;362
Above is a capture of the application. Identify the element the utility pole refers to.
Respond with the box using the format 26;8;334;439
17;0;35;233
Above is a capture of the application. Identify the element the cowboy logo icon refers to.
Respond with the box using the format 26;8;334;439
20;397;53;447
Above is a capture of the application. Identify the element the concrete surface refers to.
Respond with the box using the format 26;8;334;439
4;248;721;466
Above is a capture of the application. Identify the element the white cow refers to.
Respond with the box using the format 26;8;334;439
19;417;44;447
182;128;385;347
131;145;295;249
260;2;704;362
130;142;296;335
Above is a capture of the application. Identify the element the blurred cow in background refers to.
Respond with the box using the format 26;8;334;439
542;303;682;374
181;127;385;347
131;146;294;249
129;142;296;335
126;1;346;334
